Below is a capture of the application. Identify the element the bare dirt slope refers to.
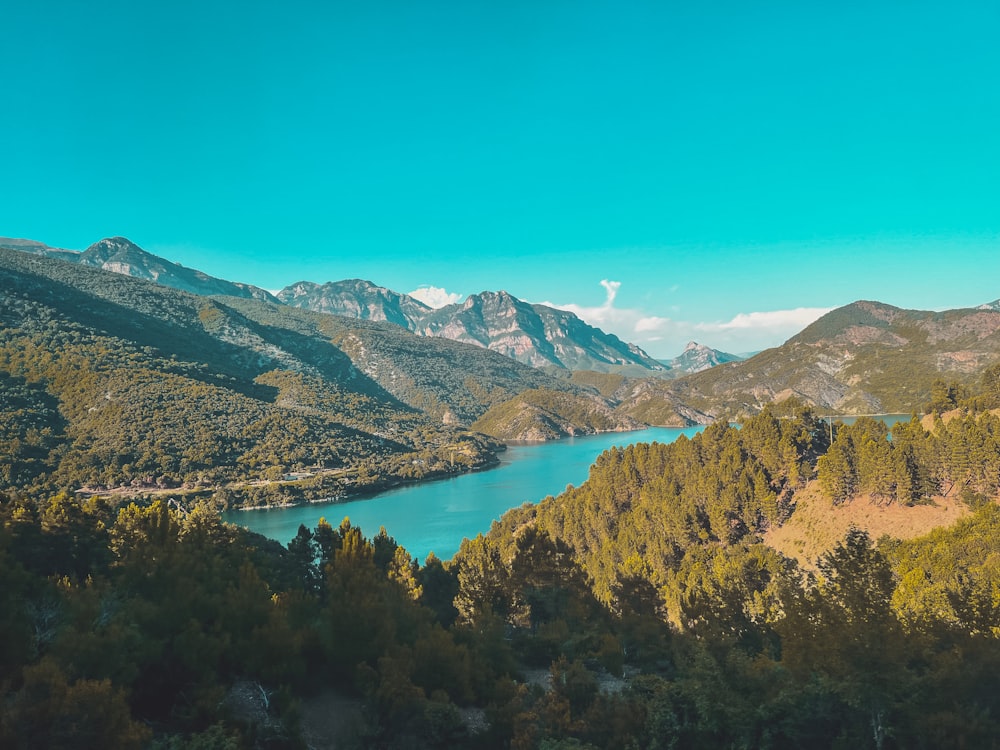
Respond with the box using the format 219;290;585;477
763;480;972;570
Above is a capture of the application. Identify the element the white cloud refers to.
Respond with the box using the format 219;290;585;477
542;280;681;353
635;315;672;333
408;285;463;309
543;278;636;329
600;279;621;304
697;307;833;334
542;281;833;357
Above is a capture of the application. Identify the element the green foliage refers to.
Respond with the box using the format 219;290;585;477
817;412;1000;505
925;377;964;414
471;388;637;440
6;251;1000;747
5;447;1000;748
492;408;822;620
567;370;627;397
0;249;503;504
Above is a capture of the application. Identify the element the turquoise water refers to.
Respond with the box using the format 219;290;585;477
224;426;703;562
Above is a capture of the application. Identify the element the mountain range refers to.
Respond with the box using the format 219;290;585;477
279;279;671;373
5;236;694;374
1;236;277;302
5;235;1000;436
672;299;1000;418
1;245;665;503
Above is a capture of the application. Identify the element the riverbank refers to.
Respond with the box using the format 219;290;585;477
225;426;704;561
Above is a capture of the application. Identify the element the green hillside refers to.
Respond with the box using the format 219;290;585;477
471;388;643;440
668;301;1000;419
4;402;1000;747
0;249;505;505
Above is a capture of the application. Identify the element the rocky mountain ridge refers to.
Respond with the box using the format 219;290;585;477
7;237;1000;426
282;280;669;373
1;236;278;302
277;278;431;329
666;341;743;374
5;236;671;375
416;290;666;372
671;300;1000;419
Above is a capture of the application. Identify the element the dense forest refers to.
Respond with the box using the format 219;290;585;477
4;249;1000;747
4;369;1000;748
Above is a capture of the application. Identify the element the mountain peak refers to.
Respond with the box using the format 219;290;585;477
668;342;742;375
83;236;144;256
417;290;665;372
91;235;137;247
277;278;430;327
9;235;277;303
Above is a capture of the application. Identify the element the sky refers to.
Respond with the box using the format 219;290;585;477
3;1;999;357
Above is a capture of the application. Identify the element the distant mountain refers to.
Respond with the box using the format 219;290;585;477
0;237;82;263
666;341;743;375
6;236;669;375
278;280;668;374
1;235;278;302
418;291;668;373
277;279;431;329
670;300;1000;418
77;237;279;302
978;299;1000;312
14;235;1000;429
0;248;647;504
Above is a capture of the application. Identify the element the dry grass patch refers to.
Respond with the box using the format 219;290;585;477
763;480;971;570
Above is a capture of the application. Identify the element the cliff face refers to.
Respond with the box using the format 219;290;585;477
277;279;431;329
417;291;667;373
280;282;669;373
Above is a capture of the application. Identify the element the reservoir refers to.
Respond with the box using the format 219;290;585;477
225;426;703;562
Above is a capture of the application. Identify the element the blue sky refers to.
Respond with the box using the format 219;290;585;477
3;1;998;357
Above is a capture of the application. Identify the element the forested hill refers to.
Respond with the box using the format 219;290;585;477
2;248;558;504
5;401;1000;746
487;389;1000;621
667;300;1000;419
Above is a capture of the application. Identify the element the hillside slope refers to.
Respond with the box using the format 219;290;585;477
2;235;277;302
416;290;667;373
277;278;431;328
0;249;646;503
0;249;504;504
669;300;1000;418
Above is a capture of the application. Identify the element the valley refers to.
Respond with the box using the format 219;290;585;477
3;237;1000;749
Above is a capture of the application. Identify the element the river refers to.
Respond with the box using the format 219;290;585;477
224;414;914;561
224;426;703;561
